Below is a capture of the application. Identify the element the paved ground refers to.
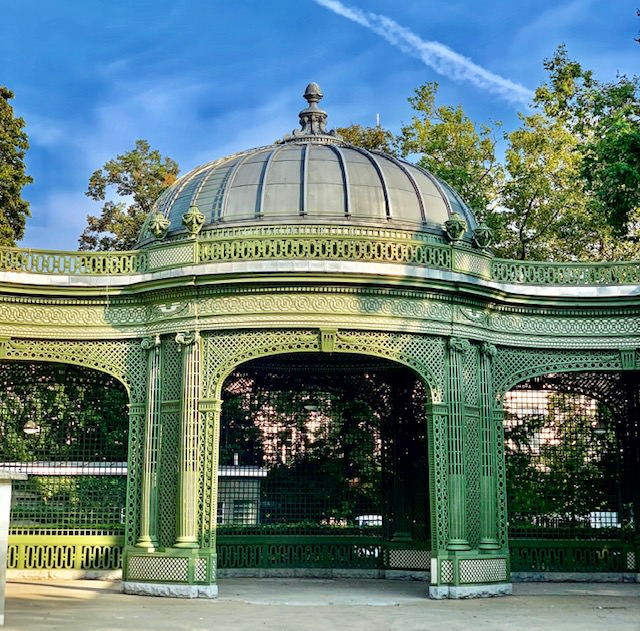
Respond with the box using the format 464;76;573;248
3;578;640;631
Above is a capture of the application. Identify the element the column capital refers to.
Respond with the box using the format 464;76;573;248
175;331;200;348
448;336;471;353
480;341;497;359
140;334;161;351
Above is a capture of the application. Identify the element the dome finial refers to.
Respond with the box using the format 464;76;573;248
298;82;327;135
278;83;343;144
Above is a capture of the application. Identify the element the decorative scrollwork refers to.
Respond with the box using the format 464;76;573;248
175;331;199;348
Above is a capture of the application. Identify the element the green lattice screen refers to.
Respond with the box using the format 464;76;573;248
504;380;629;540
0;362;129;534
219;354;430;542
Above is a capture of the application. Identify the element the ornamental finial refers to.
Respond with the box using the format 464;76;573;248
278;83;343;144
298;82;327;135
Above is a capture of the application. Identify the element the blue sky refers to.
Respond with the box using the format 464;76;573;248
2;0;637;251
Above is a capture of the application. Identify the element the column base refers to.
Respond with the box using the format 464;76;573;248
173;539;199;549
478;539;501;552
430;550;511;598
122;546;217;598
446;539;471;551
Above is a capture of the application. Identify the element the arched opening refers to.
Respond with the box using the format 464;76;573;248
0;361;129;571
503;371;639;574
217;352;432;573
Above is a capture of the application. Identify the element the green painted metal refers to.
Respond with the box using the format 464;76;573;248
510;539;639;573
7;534;124;571
0;210;637;597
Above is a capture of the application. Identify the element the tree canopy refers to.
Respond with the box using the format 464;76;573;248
391;47;640;261
397;82;503;218
0;87;32;247
336;123;396;154
78;139;179;251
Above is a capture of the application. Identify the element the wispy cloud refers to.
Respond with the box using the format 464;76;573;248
314;0;533;105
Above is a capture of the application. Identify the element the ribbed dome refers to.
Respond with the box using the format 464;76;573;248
137;83;479;247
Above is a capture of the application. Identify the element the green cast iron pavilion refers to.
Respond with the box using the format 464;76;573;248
0;84;638;598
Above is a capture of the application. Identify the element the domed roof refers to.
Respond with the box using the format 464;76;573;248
137;83;479;247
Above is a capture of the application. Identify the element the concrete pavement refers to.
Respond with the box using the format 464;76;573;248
3;578;640;631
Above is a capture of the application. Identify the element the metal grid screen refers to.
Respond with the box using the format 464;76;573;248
218;355;430;542
0;362;129;534
504;384;628;540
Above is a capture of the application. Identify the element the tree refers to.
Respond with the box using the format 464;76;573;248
493;46;640;261
579;77;640;246
79;139;179;251
495;112;589;260
336;123;396;154
0;87;32;246
397;82;503;217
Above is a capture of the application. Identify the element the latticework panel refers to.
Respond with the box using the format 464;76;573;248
430;408;449;550
459;558;507;583
127;555;189;582
2;338;146;404
155;337;183;547
202;329;320;397
440;559;453;582
494;348;623;397
148;243;194;270
161;338;182;400
124;406;143;547
203;329;445;404
494;412;508;548
463;344;479;407
454;251;491;278
387;548;431;570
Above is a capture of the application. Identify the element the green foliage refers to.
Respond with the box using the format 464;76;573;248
397;82;503;216
495;112;588;260
504;392;621;533
391;49;640;261
336;123;396;154
580;77;640;239
220;365;428;537
495;46;640;260
0;362;129;462
79;139;179;251
0;87;32;246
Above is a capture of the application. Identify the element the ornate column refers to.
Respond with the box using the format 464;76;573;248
136;335;162;549
174;331;201;548
446;336;471;551
200;397;222;551
478;342;500;551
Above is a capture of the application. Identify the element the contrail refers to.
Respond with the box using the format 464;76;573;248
314;0;533;105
